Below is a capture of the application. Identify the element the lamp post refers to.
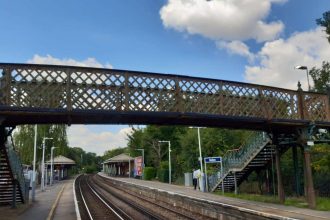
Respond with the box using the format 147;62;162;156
32;125;37;201
50;146;58;186
41;137;53;192
158;141;171;184
189;127;206;192
295;65;311;91
135;149;145;179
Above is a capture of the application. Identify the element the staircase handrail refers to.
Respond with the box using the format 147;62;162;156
5;139;27;203
209;132;270;191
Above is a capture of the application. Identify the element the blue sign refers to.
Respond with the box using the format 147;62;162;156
204;157;222;163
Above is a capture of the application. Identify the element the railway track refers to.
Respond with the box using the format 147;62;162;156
76;174;129;220
75;174;199;220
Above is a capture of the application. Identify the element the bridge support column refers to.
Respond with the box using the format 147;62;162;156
275;147;285;204
303;144;316;209
292;145;301;196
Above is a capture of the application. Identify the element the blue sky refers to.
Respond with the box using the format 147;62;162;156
1;0;329;155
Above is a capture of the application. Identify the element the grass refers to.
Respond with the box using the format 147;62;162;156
214;192;330;211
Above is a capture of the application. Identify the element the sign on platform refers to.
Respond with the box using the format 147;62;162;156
204;156;222;163
134;156;143;176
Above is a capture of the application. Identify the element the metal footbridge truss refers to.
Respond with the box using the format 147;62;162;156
0;63;329;131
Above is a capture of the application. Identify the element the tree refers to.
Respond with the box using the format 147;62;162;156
316;11;330;43
309;61;330;93
13;124;69;165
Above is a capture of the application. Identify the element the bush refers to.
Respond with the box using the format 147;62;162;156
143;167;157;180
159;161;169;170
157;169;169;183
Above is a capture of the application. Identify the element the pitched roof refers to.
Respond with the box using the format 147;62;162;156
103;153;134;164
46;155;76;165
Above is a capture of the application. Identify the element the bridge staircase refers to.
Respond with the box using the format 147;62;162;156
0;134;27;206
209;132;272;192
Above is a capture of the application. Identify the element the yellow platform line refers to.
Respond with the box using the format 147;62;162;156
46;184;66;220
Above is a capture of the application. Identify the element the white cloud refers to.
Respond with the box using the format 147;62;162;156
245;27;330;90
160;0;285;42
67;125;133;156
216;40;255;62
28;54;113;69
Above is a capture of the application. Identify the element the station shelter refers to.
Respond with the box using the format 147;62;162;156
45;155;76;182
102;153;134;177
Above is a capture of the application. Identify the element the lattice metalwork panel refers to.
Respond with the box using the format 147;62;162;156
8;67;68;108
0;63;329;124
303;93;328;121
180;79;221;114
221;83;261;117
261;89;299;120
127;75;177;112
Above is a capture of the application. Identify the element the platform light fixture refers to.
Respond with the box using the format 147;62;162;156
41;137;53;191
295;65;311;91
189;127;206;192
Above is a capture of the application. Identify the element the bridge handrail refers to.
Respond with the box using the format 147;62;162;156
5;139;27;203
209;132;270;191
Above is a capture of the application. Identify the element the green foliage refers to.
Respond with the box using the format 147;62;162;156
103;147;128;161
143;167;157;180
309;61;330;93
157;169;169;183
13;124;69;165
84;164;98;174
126;125;255;183
316;11;330;43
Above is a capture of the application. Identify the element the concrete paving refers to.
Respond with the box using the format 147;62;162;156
53;179;76;220
1;178;77;220
99;172;330;220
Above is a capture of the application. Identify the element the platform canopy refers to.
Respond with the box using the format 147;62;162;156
103;153;134;164
46;155;76;165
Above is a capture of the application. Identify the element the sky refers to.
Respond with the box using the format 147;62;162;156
1;0;329;155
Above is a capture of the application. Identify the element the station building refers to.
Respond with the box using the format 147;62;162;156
45;155;76;182
102;153;135;177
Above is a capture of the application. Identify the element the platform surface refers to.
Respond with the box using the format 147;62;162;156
1;178;77;220
99;172;330;220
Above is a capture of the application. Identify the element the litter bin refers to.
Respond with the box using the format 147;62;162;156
184;173;193;186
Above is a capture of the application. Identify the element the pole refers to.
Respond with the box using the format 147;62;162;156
50;147;57;186
221;160;224;194
306;68;311;91
41;138;45;192
197;127;204;192
168;142;171;184
204;159;208;192
32;125;37;201
275;147;285;204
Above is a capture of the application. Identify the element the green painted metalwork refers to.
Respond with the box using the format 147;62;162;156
209;132;270;192
6;139;26;203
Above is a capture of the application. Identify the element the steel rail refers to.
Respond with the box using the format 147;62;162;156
85;176;127;220
93;175;196;220
77;175;93;220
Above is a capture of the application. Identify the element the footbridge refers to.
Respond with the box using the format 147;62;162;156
0;63;330;209
0;63;329;131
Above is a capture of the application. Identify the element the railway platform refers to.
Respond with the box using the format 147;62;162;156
1;178;77;220
99;172;330;220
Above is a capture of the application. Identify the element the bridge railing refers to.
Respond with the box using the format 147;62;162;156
0;63;329;123
209;132;270;192
5;138;27;203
